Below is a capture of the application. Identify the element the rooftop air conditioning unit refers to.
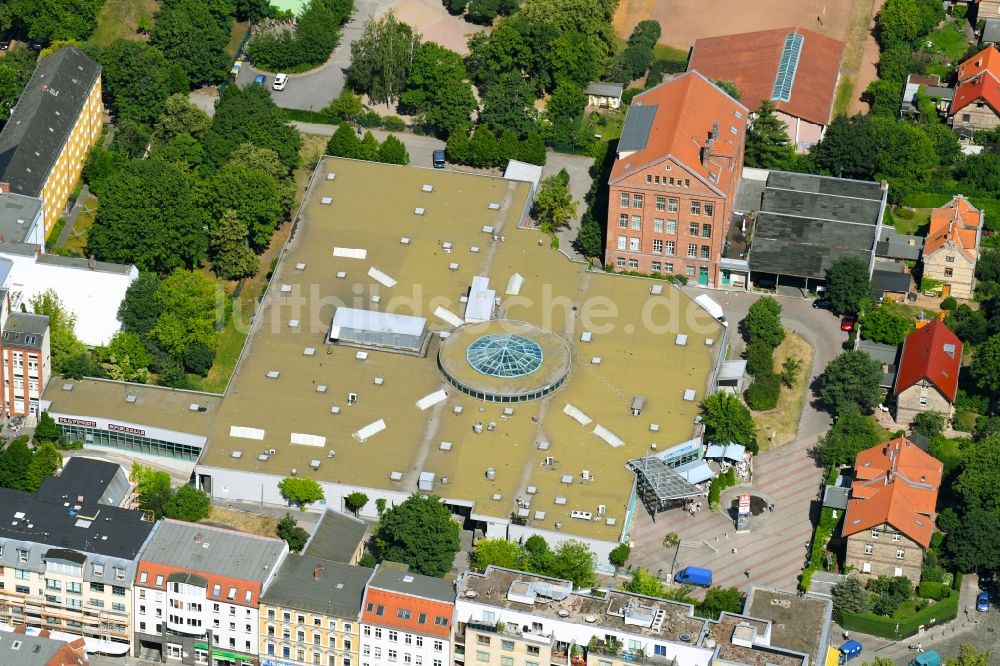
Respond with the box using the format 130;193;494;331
348;393;358;405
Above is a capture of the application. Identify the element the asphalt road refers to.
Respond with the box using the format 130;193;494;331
235;0;383;111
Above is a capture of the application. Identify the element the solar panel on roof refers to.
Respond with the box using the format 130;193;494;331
770;32;804;103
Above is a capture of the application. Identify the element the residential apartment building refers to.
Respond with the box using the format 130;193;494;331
841;438;943;584
454;566;812;666
893;319;962;428
0;626;89;665
922;195;983;299
1;312;51;418
259;555;373;666
359;563;454;666
0;457;152;656
949;45;1000;131
0;46;102;236
605;71;747;287
132;520;288;666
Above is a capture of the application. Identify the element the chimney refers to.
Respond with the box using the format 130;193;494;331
313;566;324;580
701;138;714;167
0;182;9;196
711;121;720;139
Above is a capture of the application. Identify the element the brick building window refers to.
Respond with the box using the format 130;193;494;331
653;240;663;253
685;265;695;276
666;220;677;234
665;241;675;255
617;237;626;250
616;257;625;268
667;198;678;212
704;203;714;217
651;262;661;272
864;544;873;555
631;216;641;230
656;197;665;211
633;194;643;208
664;263;673;273
687;244;697;258
620;193;629;208
629;237;640;251
654;219;664;232
702;224;712;238
628;258;639;269
619;214;627;228
689;222;699;236
700;246;710;259
896;548;905;560
690;201;701;214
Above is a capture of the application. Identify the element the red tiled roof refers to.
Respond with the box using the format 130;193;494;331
842;438;942;548
893;319;963;401
135;561;264;607
957;45;1000;83
924;195;981;261
361;588;453;639
949;70;1000;116
609;71;747;190
687;27;845;126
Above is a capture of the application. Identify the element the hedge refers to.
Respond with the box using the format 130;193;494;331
835;590;959;638
746;372;780;410
918;581;949;601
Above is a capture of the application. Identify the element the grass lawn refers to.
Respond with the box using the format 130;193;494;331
751;330;814;450
91;0;158;47
891;207;932;236
652;44;688;70
833;76;855;118
61;194;99;256
921;20;971;61
225;20;249;60
585;109;625;142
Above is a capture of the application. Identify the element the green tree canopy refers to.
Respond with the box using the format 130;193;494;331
345;491;369;516
547;539;596;588
99;40;188;127
943;645;992;666
33;412;62;444
30;289;86;374
912;411;946;439
608;543;631;568
278;477;325;508
575;212;603;258
152;0;235;86
0;49;37;125
400;42;477;136
327;123;364;159
479;71;537;138
87;158;207;273
813;404;886;466
134;465;173;519
204;84;302;173
209;159;291;249
470;537;526;570
621;568;665;597
696;587;743;620
743;296;784;348
164;484;211;521
377;135;410;165
277;513;310;552
25;443;63;492
819;351;884;414
826;256;871;316
532;174;578;233
700;392;758;452
831;575;872;614
0;438;34;491
745;100;795;170
150;269;219;358
860;302;913;345
9;0;104;41
119;272;163;337
349;11;420;105
154;93;213;144
972;333;1000;398
374;494;460;577
210;209;260;280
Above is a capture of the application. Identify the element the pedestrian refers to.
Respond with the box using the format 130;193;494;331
744;568;751;578
843;631;849;640
917;642;923;653
732;547;738;555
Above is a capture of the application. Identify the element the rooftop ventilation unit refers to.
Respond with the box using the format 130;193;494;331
421;184;433;192
326;173;336;181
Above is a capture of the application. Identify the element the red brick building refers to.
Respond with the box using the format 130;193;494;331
605;72;747;287
1;312;50;418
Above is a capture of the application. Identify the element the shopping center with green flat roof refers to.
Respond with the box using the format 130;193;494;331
42;157;726;556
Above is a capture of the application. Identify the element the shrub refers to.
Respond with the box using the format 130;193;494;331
708;478;721;512
940;296;957;311
746;372;780;411
918;581;948;600
745;339;774;376
953;410;977;432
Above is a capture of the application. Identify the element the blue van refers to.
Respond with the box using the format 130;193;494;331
674;567;712;587
838;640;862;664
432;149;446;169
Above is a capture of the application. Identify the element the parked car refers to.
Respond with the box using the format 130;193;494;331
812;298;832;310
0;31;13;50
840;315;857;332
673;567;712;587
977;591;990;612
838;640;862;664
432;149;446;169
272;73;288;91
908;651;941;666
254;74;266;86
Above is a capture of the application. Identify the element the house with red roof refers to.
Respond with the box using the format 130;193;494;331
950;46;1000;131
688;27;844;150
921;195;983;299
605;72;747;287
842;437;942;584
892;319;962;428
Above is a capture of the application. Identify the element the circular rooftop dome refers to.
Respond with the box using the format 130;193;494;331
466;333;544;378
438;320;571;403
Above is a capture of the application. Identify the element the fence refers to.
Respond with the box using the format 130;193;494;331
835;589;959;639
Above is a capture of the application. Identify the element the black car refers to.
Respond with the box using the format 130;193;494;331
812;298;832;310
0;31;13;50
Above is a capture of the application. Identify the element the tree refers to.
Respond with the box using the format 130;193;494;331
532;175;577;233
278;477;325;509
348;11;420;105
700;392;758;452
327;123;364;159
360;131;380;161
246;0;350;71
164;484;211;521
152;0;234;86
465;17;534;92
374;495;459;577
345;491;369;516
953;433;1000;512
154;93;212;144
780;357;801;388
820;351;884;414
111;118;153;158
150;269;219;358
743;296;784;348
445;126;471;163
87;158;207;274
183;342;215;376
877;0;920;49
210;159;292;250
25;443;62;492
912;411;946;438
0;50;37;125
204;84;302;173
713;80;740;100
972;333;1000;401
547;539;596;587
860;302;912;345
30;289;86;374
519;130;547;166
814;405;886;466
831;575;872;614
119;272;163;337
8;0;104;41
745;100;795;169
746;371;781;412
236;0;270;21
608;543;631;569
210;210;259;280
479;72;536;138
946;304;989;346
826;256;871;316
470;538;525;570
545;80;586;144
277;513;310;552
0;438;34;491
400;42;477;136
377;134;410;165
102;331;153;382
696;587;743;620
622;568;665;597
135;466;173;519
944;645;992;666
575;212;603;258
33;412;62;444
745;339;774;377
468;126;500;168
98;40;188;127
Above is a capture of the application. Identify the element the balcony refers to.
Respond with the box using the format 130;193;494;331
586;644;678;666
465;621;552;646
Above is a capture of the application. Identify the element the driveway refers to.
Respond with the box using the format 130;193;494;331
236;0;384;111
625;288;846;593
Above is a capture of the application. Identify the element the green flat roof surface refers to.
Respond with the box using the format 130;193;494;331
198;157;723;541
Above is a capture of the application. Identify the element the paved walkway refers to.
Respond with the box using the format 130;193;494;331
55;183;91;248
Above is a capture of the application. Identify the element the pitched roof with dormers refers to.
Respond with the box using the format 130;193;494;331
923;194;982;261
688;27;844;126
957;45;1000;83
360;562;454;638
893;319;963;402
610;71;748;194
842;438;942;548
949;70;1000;116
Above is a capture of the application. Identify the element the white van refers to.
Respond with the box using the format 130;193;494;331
272;73;288;91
